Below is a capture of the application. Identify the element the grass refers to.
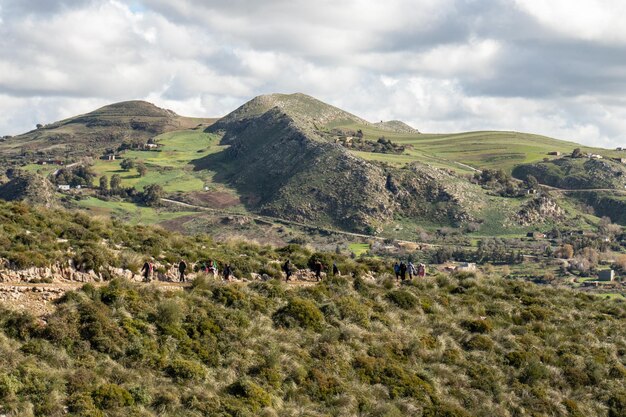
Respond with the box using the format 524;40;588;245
336;123;621;173
91;130;225;193
348;243;370;256
76;197;196;225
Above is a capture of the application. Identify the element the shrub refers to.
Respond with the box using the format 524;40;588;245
386;290;418;309
166;358;206;381
92;383;134;409
272;298;325;331
212;285;248;308
460;318;493;334
227;379;272;412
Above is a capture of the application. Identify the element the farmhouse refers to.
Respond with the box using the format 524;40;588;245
547;151;561;156
455;262;476;272
527;232;546;239
598;269;615;281
57;184;70;191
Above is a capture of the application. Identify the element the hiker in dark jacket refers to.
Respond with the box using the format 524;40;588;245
314;261;323;282
393;262;400;281
399;262;407;281
141;261;152;282
223;264;232;281
332;262;339;276
282;260;292;282
408;261;416;279
178;260;187;282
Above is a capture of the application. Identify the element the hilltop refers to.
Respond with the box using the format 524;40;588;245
0;100;215;162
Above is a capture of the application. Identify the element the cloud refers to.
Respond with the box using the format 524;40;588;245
0;0;625;149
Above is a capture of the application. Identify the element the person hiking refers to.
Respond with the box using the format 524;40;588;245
314;260;323;282
418;263;426;278
408;261;417;279
332;262;339;276
223;264;232;281
393;262;400;281
141;260;153;282
399;261;407;281
282;260;292;282
178;260;187;283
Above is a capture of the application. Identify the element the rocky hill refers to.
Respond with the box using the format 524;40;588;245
373;120;420;133
209;93;370;131
0;101;214;161
513;156;626;189
0;170;55;207
203;102;480;233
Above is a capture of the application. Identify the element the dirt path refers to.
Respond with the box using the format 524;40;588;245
0;278;319;317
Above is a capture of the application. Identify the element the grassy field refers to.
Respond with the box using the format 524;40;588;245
348;243;370;256
336;123;621;173
91;129;224;192
76;197;197;225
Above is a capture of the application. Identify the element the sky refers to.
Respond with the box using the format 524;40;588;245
1;0;626;148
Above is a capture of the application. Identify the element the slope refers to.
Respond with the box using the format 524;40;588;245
203;102;483;233
0;100;216;161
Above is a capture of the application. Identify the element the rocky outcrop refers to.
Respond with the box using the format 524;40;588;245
516;195;565;225
0;170;55;207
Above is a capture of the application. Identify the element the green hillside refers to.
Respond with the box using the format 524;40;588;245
0;194;625;417
0;101;216;162
512;156;626;189
1;273;625;416
333;124;621;173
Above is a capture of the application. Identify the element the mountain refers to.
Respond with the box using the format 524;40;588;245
210;92;369;130
203;96;480;233
0;100;215;162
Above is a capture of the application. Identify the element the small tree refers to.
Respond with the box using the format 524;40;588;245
141;184;163;207
120;159;134;171
99;175;109;194
110;174;121;192
524;175;539;190
136;162;147;177
571;148;582;158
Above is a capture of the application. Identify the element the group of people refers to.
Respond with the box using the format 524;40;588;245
140;258;425;284
393;261;426;281
140;259;233;282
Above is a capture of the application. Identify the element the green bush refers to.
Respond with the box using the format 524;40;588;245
386;290;418;309
166;358;206;381
272;297;325;331
92;383;134;409
227;378;272;412
460;318;493;334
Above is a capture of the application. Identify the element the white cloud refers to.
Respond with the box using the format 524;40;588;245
0;0;626;149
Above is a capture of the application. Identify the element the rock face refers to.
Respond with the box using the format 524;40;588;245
204;96;478;233
0;170;55;207
517;195;565;225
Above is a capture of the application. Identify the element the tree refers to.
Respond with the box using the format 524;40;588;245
110;174;121;192
571;148;582;158
524;175;539;190
141;184;163;207
99;175;109;194
120;159;134;171
36;123;43;129
556;244;574;259
136;161;147;177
